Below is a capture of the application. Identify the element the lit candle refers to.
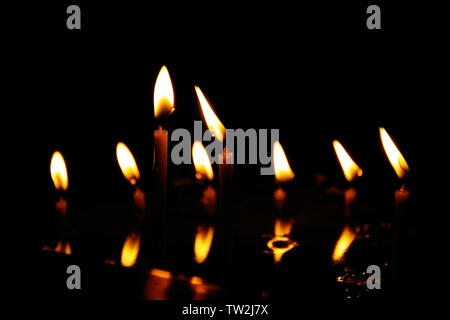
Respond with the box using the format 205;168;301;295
273;141;295;212
266;142;298;264
116;142;146;218
192;141;216;215
153;65;175;261
379;127;410;292
120;232;141;267
332;140;363;217
49;151;71;255
194;86;232;292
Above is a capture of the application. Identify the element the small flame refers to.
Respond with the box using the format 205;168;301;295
273;142;295;183
267;219;297;263
332;226;357;264
154;65;175;119
379;127;410;179
194;225;214;264
195;86;226;141
121;232;141;267
332;140;363;182
50;151;68;191
116;142;140;185
192;141;214;180
54;240;71;255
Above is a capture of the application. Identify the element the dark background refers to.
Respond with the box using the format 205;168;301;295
5;1;444;301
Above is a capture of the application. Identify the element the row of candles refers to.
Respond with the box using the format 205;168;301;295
46;65;410;298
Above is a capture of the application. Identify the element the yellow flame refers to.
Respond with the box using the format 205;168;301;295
154;65;175;119
116;142;140;185
379;127;410;179
273;142;295;183
121;232;141;267
195;86;226;141
50;151;68;191
267;219;297;263
192;141;214;180
332;140;363;182
194;225;214;264
332;226;357;264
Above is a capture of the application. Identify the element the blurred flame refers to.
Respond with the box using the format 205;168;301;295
267;219;297;263
154;65;175;119
273;142;295;183
192;141;214;180
379;127;409;179
54;240;71;255
121;232;141;267
332;140;363;182
194;225;214;264
50;151;68;191
116;142;140;185
332;226;357;264
150;268;172;279
195;86;226;141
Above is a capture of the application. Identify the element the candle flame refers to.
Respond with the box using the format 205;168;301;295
379;127;409;179
332;140;363;182
154;65;175;119
192;141;214;180
54;240;72;255
195;86;226;141
273;142;295;183
194;225;214;264
332;225;357;264
50;151;68;191
116;142;140;185
267;219;297;263
120;232;141;267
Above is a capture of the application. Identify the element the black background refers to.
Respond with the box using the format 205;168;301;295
4;1;445;302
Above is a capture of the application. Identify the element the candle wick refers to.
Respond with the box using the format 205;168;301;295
158;125;163;132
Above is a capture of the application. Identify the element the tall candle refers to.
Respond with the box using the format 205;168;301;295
50;150;71;255
379;127;410;293
332;140;363;217
152;65;175;262
194;86;232;293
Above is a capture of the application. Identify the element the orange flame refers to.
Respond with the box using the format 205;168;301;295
332;140;363;182
332;225;357;264
195;86;226;142
379;127;409;179
120;232;141;267
267;219;297;263
116;142;140;185
273;142;295;183
154;65;175;119
192;141;214;180
50;151;68;191
54;240;71;255
194;225;214;264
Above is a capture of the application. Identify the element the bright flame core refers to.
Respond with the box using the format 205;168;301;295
379;127;410;179
195;86;226;142
194;225;214;264
116;142;140;185
192;141;214;180
332;140;363;182
273;142;295;183
50;151;68;191
332;226;357;264
121;232;141;267
154;65;175;119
